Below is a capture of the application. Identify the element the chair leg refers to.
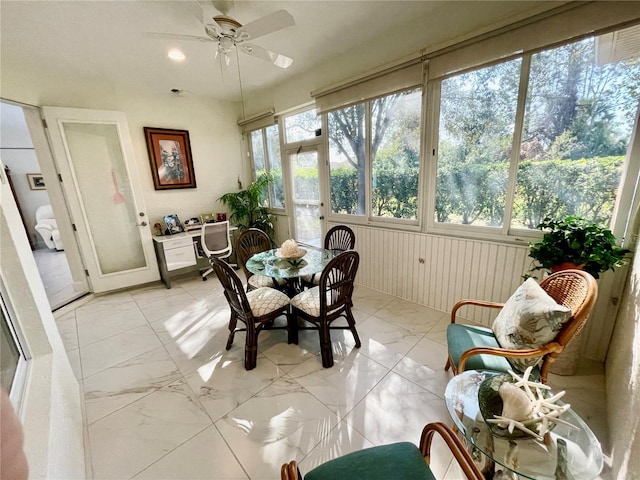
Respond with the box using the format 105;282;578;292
287;309;298;345
445;357;451;371
244;322;258;370
226;312;237;350
345;308;361;348
318;320;334;368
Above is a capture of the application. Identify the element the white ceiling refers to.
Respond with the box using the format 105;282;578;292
1;1;564;103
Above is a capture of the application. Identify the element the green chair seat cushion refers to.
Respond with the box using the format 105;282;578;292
304;442;434;480
447;324;514;373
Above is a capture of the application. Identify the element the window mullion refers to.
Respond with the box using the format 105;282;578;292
502;54;532;235
365;100;372;218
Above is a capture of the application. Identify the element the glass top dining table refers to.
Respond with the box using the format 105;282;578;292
245;246;335;296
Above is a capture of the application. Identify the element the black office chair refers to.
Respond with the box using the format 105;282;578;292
200;221;233;281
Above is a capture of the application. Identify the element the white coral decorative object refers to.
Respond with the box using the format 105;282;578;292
497;383;533;426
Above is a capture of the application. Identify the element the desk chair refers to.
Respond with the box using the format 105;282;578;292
281;422;483;480
200;221;233;281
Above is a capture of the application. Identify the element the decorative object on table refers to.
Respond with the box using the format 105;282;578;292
218;173;275;238
277;239;307;267
26;173;46;190
153;222;163;236
526;216;630;279
478;367;577;441
183;217;202;231
143;127;196;190
200;213;215;224
216;212;227;222
163;214;184;235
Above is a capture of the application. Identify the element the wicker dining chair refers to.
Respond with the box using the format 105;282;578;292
235;228;286;292
291;250;361;368
281;422;483;480
445;269;598;383
210;256;294;370
303;225;356;287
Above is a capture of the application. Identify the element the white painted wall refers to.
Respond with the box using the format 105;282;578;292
1;65;250;235
0;167;85;479
606;220;640;479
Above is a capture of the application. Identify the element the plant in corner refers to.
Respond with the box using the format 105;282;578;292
527;216;631;279
218;173;276;239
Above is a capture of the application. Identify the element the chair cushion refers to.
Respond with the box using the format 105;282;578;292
492;278;571;371
304;442;434;480
246;287;290;317
447;324;514;373
248;274;286;289
291;286;321;317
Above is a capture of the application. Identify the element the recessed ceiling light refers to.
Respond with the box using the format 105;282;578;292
168;49;185;61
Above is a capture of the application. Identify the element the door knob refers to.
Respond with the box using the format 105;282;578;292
319;216;325;220
137;221;148;227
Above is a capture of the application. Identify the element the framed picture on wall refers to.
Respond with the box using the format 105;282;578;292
26;173;46;190
144;127;196;190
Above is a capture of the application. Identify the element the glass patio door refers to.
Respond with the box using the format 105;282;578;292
288;146;324;246
42;107;159;292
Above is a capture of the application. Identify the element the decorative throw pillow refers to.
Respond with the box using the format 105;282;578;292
492;278;572;372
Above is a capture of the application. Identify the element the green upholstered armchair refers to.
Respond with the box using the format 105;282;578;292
281;422;483;480
445;269;598;384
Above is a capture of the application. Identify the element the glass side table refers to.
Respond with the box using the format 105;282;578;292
444;370;603;479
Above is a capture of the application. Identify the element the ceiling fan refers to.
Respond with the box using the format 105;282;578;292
145;4;295;69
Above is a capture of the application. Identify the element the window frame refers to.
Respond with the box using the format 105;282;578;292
324;87;425;228
426;32;640;244
247;124;286;213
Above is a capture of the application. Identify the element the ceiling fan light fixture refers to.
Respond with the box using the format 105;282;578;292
212;15;242;32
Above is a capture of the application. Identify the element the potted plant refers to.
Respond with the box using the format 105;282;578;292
218;173;276;239
527;216;630;279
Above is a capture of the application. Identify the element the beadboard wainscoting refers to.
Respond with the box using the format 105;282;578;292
333;222;625;363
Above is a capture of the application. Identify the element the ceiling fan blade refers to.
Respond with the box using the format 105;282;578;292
241;43;293;69
237;10;294;41
143;32;214;43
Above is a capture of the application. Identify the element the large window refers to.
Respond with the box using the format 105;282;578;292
249;124;284;209
328;88;422;221
435;29;640;231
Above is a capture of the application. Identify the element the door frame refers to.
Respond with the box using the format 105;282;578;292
284;139;328;245
41;106;159;292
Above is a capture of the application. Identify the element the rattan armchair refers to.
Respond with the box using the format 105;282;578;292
281;422;483;480
445;269;598;383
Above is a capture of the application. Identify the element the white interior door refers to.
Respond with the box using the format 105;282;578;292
42;107;159;292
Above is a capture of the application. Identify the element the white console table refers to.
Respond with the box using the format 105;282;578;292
153;227;237;288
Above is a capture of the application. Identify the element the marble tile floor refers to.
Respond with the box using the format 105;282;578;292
33;248;86;310
54;274;612;479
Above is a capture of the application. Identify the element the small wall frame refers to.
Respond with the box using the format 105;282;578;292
27;173;46;190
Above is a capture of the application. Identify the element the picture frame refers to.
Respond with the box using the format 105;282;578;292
144;127;196;190
27;173;46;190
200;213;215;224
183;217;202;231
163;214;185;235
